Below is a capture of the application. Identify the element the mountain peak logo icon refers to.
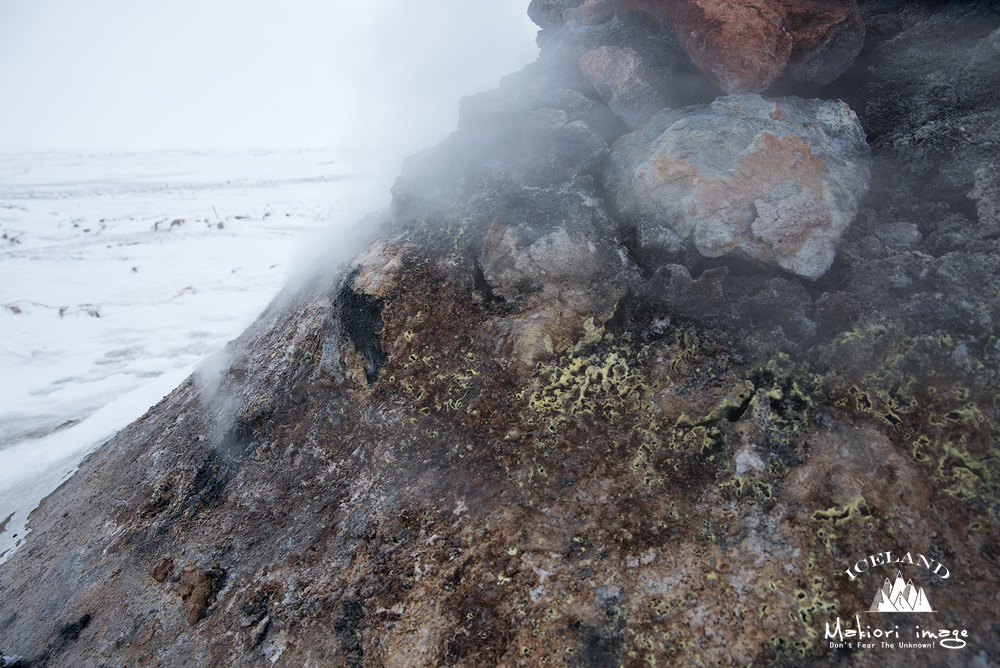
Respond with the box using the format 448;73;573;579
869;570;934;612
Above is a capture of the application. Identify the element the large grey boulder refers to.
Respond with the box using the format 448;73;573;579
604;93;871;279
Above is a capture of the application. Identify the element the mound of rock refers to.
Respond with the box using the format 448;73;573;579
1;2;999;668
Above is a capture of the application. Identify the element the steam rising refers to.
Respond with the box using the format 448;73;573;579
0;0;539;563
0;0;538;162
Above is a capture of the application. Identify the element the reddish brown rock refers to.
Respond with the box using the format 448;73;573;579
611;0;864;93
152;555;174;583
178;562;213;626
781;0;867;86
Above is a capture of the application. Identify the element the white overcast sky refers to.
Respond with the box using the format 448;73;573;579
0;0;539;154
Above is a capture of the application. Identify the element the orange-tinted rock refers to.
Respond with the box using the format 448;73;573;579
612;0;864;93
604;94;871;279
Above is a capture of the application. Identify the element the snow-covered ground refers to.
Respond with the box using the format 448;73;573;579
0;147;385;562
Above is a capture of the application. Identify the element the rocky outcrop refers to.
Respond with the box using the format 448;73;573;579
604;93;871;279
514;8;717;115
852;7;1000;250
612;0;865;93
578;45;668;128
1;2;1000;668
531;87;630;145
527;0;585;32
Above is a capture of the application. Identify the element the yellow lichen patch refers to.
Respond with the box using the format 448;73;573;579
938;441;996;501
811;495;872;525
817;316;1000;521
527;345;654;429
791;581;837;648
718;475;773;506
370;258;491;417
